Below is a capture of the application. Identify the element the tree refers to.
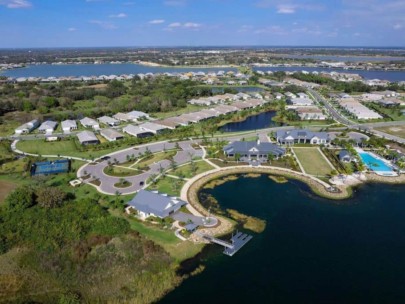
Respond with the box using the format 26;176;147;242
5;187;36;210
36;187;67;208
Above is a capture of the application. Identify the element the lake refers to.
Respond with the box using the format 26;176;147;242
2;63;405;82
219;111;280;132
161;175;405;304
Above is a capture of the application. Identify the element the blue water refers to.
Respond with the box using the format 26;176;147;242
359;152;393;172
161;175;405;304
2;63;405;82
220;111;279;132
0;63;236;78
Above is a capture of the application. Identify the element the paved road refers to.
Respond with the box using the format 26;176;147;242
78;139;203;195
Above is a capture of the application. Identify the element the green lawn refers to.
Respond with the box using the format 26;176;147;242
129;219;204;262
171;161;214;178
135;150;177;169
16;139;119;159
104;165;143;177
148;176;185;197
0;120;19;136
293;147;334;176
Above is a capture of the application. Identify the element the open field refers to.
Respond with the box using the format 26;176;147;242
375;125;405;139
171;161;214;178
0;180;17;203
293;147;334;176
129;219;204;262
16;139;118;159
148;176;186;197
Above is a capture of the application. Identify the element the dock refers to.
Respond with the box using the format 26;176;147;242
198;231;253;256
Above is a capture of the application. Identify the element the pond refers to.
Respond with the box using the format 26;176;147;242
219;111;280;132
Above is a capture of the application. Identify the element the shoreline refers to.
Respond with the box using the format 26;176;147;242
183;166;405;238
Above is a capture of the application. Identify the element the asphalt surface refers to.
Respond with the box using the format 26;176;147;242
78;140;203;195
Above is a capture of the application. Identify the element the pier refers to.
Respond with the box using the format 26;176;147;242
199;231;253;256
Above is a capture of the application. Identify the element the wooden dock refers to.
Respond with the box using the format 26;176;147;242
199;231;253;256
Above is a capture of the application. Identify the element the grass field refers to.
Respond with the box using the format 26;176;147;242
0;180;17;203
16;139;118;159
104;165;143;177
293;147;334;176
375;125;405;139
129;219;204;262
148;176;186;197
136;150;177;169
171;161;214;178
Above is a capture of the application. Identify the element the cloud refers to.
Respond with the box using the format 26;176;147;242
256;1;324;13
109;13;127;18
149;19;165;24
183;22;201;28
393;23;403;30
168;22;181;28
0;0;31;8
68;27;77;32
165;22;201;30
277;5;296;14
89;20;118;30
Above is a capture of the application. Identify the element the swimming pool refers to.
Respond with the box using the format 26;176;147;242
358;152;394;173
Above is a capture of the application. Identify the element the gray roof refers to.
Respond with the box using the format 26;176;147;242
276;129;330;141
123;124;151;136
61;120;77;129
128;190;186;218
98;116;119;125
100;128;124;140
139;122;169;133
339;150;352;160
77;130;98;143
38;120;58;130
80;117;99;127
224;141;285;156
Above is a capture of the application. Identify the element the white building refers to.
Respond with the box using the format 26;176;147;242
15;119;40;135
80;117;100;130
61;120;77;134
38;121;58;134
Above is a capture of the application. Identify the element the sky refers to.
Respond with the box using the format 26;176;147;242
0;0;404;48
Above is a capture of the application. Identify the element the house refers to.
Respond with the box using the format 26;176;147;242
294;107;327;120
139;122;169;134
15;119;40;134
113;112;131;122
297;93;309;99
276;129;331;145
339;150;353;163
223;140;285;160
275;93;284;100
123;124;154;138
98;116;120;127
38;121;58;134
126;111;149;121
100;128;124;142
288;97;314;107
77;131;100;145
61;120;77;134
80;117;100;130
125;190;186;219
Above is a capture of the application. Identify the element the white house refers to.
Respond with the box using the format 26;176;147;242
61;120;77;134
15;119;40;135
38;121;58;134
80;117;100;130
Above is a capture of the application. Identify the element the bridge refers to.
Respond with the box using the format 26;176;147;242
198;231;253;256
